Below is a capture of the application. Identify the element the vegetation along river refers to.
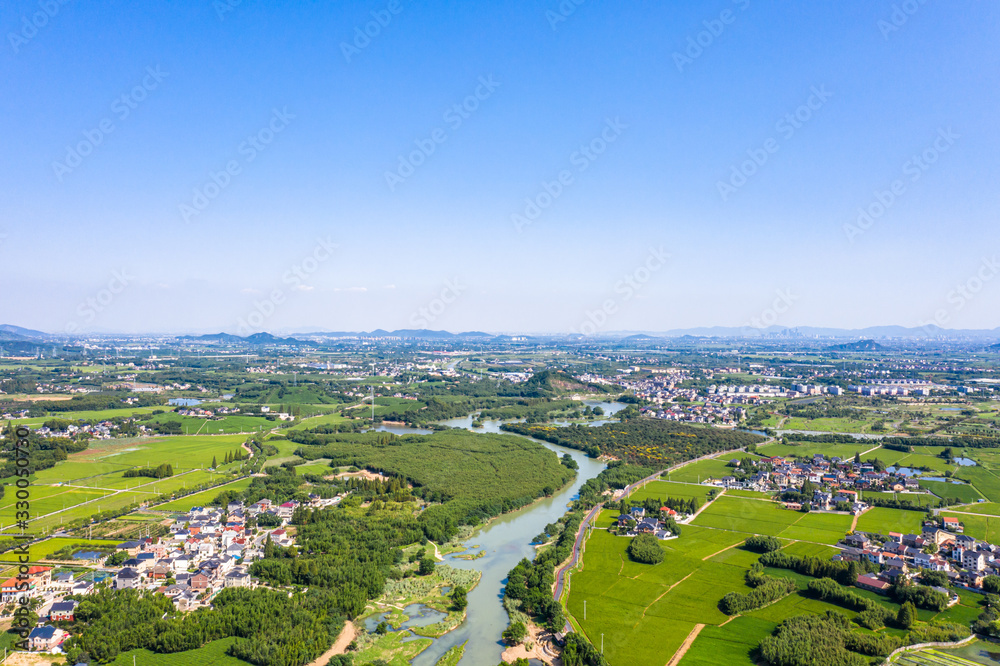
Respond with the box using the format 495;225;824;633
407;401;623;665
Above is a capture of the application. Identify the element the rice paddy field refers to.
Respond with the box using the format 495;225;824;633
568;485;983;666
0;434;253;536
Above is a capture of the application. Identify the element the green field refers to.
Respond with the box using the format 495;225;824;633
0;536;122;563
919;480;984;503
855;507;927;535
154;477;254;511
758;439;875;459
947;502;1000;516
0;434;254;535
109;637;251;666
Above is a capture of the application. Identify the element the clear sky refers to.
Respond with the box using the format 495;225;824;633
2;0;998;335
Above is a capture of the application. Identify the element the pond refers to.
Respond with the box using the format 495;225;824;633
364;604;448;634
887;466;917;476
955;457;977;466
71;550;105;560
920;477;964;484
168;398;202;406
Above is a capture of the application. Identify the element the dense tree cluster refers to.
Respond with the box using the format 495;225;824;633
289;430;575;542
719;565;797;615
626;533;664;564
63;587;344;666
744;535;782;553
758;551;871;586
561;632;609;666
501;418;763;468
123;463;173;479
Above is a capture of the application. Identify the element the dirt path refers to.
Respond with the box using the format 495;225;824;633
306;621;356;666
702;542;739;561
859;444;882;456
850;511;860;532
666;623;705;666
637;572;695;623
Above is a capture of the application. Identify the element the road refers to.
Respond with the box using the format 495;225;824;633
552;447;743;630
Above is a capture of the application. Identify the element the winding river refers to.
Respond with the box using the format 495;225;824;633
404;401;623;666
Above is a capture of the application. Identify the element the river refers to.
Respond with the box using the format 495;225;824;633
404;400;622;666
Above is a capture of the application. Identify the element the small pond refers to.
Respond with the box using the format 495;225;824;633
363;604;447;634
168;398;202;406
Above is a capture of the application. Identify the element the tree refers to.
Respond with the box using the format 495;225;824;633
627;533;664;565
854;452;861;464
502;621;527;645
897;601;916;629
451;585;468;611
211;455;217;469
418;557;436;576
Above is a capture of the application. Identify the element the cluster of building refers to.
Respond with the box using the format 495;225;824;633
839;522;999;595
613;505;686;540
6;494;340;654
711;452;927;503
34;421;118;440
644;403;747;427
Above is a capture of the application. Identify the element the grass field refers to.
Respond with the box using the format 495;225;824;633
0;433;254;535
664;456;760;484
780;417;880;434
919;480;984;503
109;637;251;666
947;502;1000;516
758;439;875;459
0;536;121;563
855;507;927;535
154;477;254;511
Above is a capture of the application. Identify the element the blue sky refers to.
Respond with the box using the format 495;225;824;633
2;0;998;334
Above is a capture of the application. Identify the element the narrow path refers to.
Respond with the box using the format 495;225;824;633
850;511;860;532
306;622;356;666
666;623;705;666
859;444;882;457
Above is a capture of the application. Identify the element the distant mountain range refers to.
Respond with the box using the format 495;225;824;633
3;323;1000;343
0;324;49;339
177;332;317;346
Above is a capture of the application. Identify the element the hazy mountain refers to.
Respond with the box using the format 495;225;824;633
825;339;886;352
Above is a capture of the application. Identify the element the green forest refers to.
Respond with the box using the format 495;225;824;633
501;418;764;468
289;429;577;541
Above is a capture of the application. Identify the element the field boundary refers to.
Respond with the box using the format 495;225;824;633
882;634;976;665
